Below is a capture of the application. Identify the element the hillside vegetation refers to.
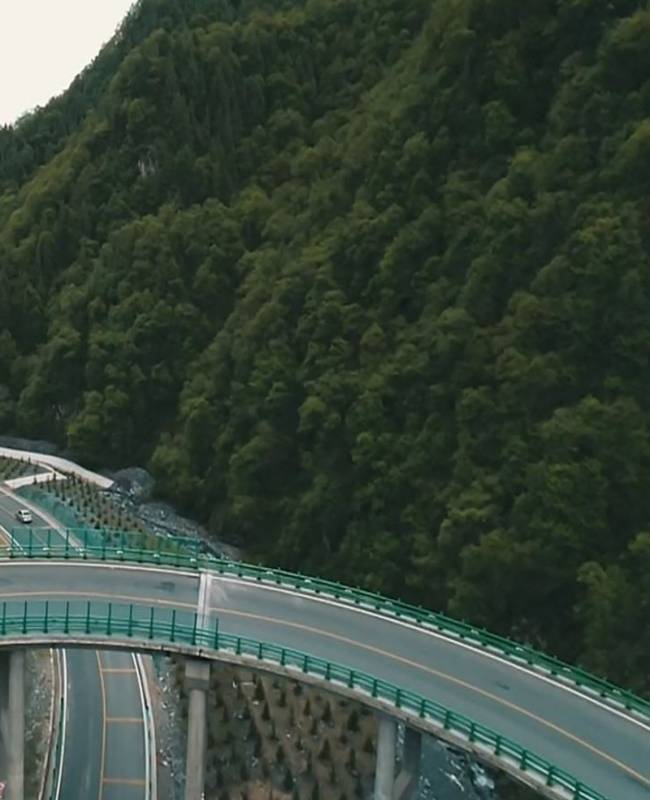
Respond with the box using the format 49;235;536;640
1;0;649;693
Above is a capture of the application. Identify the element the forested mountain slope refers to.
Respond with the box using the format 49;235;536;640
1;0;649;693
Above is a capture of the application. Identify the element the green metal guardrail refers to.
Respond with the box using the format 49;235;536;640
4;527;649;721
8;526;203;557
0;599;610;800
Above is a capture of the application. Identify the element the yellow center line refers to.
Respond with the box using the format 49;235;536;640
0;589;194;608
211;605;650;787
95;652;108;800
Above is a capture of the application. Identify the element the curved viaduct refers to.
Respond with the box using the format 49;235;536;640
0;555;648;800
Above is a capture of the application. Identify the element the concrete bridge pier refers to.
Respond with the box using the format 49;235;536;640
184;658;211;800
375;716;397;800
0;651;25;800
0;653;8;772
374;716;421;800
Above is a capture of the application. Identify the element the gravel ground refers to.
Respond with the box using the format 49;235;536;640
147;655;186;800
25;649;55;800
103;466;242;560
418;738;494;799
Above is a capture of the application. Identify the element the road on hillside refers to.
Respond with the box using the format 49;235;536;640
0;494;149;800
0;558;646;800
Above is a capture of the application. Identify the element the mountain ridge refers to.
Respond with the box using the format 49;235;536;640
1;0;648;694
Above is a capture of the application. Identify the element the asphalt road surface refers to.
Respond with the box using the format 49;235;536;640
0;556;647;800
0;493;148;800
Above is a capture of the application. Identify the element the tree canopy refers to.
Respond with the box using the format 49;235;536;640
1;0;649;694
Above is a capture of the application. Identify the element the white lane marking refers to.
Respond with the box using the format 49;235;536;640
0;518;11;543
0;560;198;580
53;650;68;800
0;518;25;552
133;654;156;800
205;574;650;734
0;484;68;536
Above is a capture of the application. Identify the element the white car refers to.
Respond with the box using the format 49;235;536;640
15;509;32;524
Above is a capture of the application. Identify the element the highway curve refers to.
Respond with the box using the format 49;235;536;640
0;559;646;800
0;494;149;800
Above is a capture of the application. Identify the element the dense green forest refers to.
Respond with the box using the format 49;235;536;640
1;0;649;694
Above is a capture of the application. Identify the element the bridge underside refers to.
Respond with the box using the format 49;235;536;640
0;635;584;800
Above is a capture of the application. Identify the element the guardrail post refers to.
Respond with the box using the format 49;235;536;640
184;658;210;800
374;715;397;800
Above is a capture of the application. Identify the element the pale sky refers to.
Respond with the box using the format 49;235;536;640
0;1;136;126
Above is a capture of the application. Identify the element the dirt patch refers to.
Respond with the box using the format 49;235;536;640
25;649;55;800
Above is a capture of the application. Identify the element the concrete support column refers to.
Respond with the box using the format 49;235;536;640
394;727;422;800
374;715;397;800
184;658;210;800
7;650;25;800
0;652;9;777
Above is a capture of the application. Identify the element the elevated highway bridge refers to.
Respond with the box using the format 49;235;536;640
0;532;647;800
